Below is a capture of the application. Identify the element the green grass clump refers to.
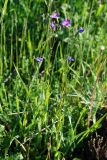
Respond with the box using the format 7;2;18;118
0;0;107;159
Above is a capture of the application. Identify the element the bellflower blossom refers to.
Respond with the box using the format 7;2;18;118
61;19;71;27
50;12;59;19
67;56;75;62
50;22;55;30
36;57;43;63
79;27;84;33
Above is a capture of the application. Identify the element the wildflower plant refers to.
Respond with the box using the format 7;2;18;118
49;11;71;31
0;1;107;160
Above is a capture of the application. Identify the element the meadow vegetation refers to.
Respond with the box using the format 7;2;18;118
0;0;107;159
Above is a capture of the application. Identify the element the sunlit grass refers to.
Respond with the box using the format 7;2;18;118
0;0;107;159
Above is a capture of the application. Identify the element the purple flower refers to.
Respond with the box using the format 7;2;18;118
36;57;43;62
61;19;71;27
50;22;55;30
67;56;75;62
50;12;59;19
79;27;84;33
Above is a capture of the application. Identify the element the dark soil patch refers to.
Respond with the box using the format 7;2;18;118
72;114;107;160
